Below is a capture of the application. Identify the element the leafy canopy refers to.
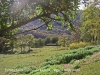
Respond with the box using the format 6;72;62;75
80;1;100;44
0;0;80;36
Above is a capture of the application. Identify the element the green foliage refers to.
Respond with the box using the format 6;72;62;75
81;5;100;44
0;37;15;53
0;0;81;51
13;34;35;53
0;46;68;75
71;52;100;75
42;45;100;66
33;38;45;48
17;64;64;75
24;34;34;49
20;66;37;74
0;0;80;37
47;24;53;30
17;45;100;75
45;36;59;45
69;42;91;49
45;37;51;45
84;46;95;50
58;35;69;47
70;59;76;64
51;36;58;43
71;61;80;69
29;65;64;75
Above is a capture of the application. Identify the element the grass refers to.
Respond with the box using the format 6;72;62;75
17;45;100;75
70;54;100;75
0;45;100;75
0;46;67;75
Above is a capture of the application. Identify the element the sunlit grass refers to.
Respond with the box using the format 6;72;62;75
71;53;100;75
0;45;100;75
0;46;67;75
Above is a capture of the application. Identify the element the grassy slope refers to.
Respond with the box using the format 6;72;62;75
0;46;67;75
0;46;100;75
71;53;100;75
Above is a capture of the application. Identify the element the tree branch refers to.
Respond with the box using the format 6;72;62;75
0;14;45;35
14;23;46;35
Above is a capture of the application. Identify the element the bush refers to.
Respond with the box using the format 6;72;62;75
71;61;80;69
70;59;76;64
69;42;91;49
18;45;100;75
30;65;64;75
84;46;94;50
19;67;37;74
42;45;100;65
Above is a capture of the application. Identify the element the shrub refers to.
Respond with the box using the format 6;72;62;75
70;59;76;64
84;46;94;50
43;45;100;65
18;45;100;75
71;61;80;69
30;65;64;75
69;42;91;49
19;66;37;74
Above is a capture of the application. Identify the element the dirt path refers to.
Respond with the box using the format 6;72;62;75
63;63;72;68
91;52;100;58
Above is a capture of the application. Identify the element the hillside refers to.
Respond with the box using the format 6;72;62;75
71;52;100;75
18;13;82;38
2;45;99;75
19;20;71;38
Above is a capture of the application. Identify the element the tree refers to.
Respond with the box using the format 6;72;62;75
0;37;6;53
0;36;16;53
0;0;80;36
25;34;34;50
15;34;25;53
70;27;81;43
58;34;70;47
0;0;82;51
34;38;44;48
51;36;58;43
45;37;51;45
81;2;100;44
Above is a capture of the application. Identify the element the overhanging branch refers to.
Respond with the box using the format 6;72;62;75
14;23;46;35
0;14;45;34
